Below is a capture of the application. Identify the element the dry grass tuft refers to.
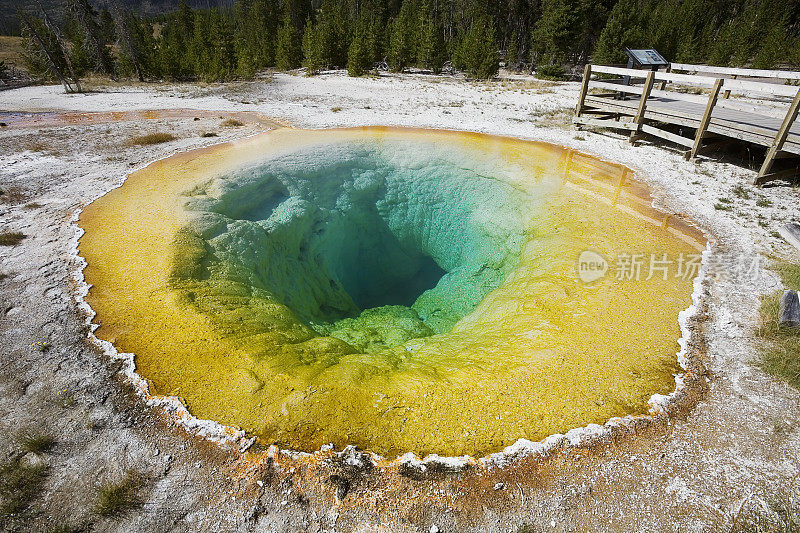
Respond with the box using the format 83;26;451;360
17;432;55;454
0;232;25;246
220;118;244;127
0;458;48;518
127;132;177;146
727;483;800;532
26;142;48;153
757;261;800;389
0;187;26;204
95;471;143;517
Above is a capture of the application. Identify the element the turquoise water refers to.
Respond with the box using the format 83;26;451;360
179;140;536;352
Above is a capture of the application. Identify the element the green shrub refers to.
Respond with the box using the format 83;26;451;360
535;63;566;80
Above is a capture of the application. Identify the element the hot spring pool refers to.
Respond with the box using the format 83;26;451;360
79;127;705;457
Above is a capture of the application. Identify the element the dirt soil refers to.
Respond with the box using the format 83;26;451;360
1;71;800;532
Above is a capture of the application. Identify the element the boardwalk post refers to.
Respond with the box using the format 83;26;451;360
722;74;736;99
687;78;724;161
658;64;671;91
576;64;592;118
755;87;800;185
629;71;655;144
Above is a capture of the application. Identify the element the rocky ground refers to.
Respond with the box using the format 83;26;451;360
0;70;799;532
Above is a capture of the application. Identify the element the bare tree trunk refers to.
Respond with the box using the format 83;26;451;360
38;4;83;92
20;13;73;93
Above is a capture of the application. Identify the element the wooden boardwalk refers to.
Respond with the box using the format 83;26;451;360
574;63;800;185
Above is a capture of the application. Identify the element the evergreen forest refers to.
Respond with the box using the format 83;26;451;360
14;0;800;85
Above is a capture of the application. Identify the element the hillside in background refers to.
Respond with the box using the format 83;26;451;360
0;0;234;35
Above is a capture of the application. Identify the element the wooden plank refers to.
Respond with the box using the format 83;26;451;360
757;87;800;183
650;88;707;105
715;98;786;119
688;78;724;160
591;65;651;78
670;62;800;81
591;66;716;88
590;80;644;95
754;166;800;186
722;78;798;98
640;124;695;147
592;64;797;96
576;64;591;117
707;121;773;147
630;71;656;144
573;116;638;130
583;96;701;128
783;142;800;155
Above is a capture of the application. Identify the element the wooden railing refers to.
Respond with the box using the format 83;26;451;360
574;63;800;185
670;63;800;83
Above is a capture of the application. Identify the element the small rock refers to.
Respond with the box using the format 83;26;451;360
493;482;505;490
154;448;160;456
778;223;800;252
21;453;46;468
779;290;800;328
430;526;441;533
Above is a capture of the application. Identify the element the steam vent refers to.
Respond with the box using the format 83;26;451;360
79;128;705;458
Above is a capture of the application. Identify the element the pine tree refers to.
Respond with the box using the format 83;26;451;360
752;18;789;69
205;9;236;81
418;7;446;73
98;9;115;43
115;10;156;81
364;0;387;66
275;9;301;70
235;0;278;76
387;0;415;72
302;19;324;74
66;0;114;76
505;29;519;69
592;0;643;65
347;19;372;76
453;15;499;79
159;1;194;79
530;0;582;67
190;10;213;79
